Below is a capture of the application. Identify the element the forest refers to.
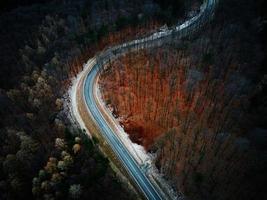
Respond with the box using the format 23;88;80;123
0;0;266;200
99;0;267;199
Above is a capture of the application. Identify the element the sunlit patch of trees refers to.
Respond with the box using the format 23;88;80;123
31;137;94;199
31;135;133;199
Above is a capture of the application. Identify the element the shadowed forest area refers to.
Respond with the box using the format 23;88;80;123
0;0;266;200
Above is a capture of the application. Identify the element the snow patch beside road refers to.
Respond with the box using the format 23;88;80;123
67;58;95;137
95;80;150;165
95;79;180;200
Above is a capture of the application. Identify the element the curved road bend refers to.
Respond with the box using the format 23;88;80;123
76;0;218;199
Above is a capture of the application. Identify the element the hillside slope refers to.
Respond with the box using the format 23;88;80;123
99;0;267;199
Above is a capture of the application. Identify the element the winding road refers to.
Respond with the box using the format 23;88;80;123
72;0;218;199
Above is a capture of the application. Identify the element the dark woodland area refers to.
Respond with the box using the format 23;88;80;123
0;0;266;200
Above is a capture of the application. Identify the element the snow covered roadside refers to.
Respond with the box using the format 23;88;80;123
66;58;95;137
65;56;180;199
94;75;180;200
94;75;150;165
